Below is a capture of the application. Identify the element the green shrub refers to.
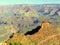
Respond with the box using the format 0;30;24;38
9;42;25;45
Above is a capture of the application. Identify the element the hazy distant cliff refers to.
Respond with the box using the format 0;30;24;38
0;4;60;43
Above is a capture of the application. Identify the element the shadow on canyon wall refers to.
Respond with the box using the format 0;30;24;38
25;26;41;35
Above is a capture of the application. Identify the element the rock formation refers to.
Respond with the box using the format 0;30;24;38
41;21;49;29
5;21;60;45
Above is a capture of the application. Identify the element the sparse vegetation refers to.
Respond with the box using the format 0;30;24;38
9;42;25;45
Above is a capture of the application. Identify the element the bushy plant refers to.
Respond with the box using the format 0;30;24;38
9;42;25;45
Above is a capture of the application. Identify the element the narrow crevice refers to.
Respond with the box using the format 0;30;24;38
25;26;41;35
9;33;14;38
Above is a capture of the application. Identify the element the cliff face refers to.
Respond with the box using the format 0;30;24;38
5;21;60;45
27;21;60;45
26;21;51;40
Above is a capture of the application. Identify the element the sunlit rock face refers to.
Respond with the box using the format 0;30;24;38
41;21;49;29
0;42;8;45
